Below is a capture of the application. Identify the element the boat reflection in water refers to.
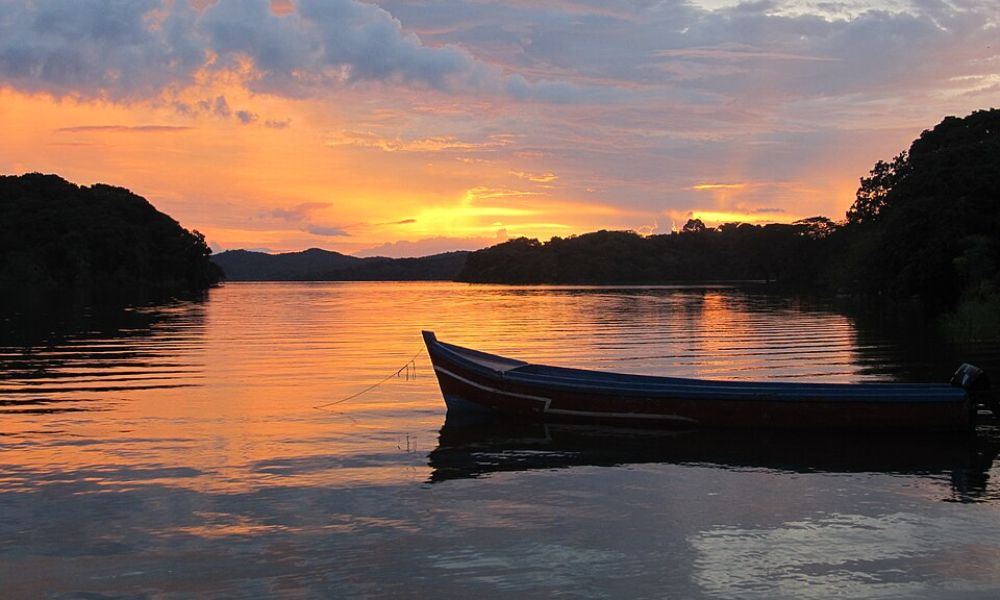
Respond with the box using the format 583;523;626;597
428;414;1000;501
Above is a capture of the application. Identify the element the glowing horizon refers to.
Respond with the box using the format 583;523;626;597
0;0;996;257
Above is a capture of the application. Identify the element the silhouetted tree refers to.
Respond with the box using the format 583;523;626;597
682;218;706;234
846;152;911;225
794;216;839;239
834;108;1000;304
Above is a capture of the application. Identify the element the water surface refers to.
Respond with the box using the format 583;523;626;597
2;282;1000;598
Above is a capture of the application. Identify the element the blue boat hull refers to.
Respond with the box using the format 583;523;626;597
422;331;979;432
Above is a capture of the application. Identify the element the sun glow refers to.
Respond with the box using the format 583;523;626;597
691;183;747;191
669;210;800;229
0;82;871;254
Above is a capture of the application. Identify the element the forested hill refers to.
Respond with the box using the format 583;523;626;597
211;248;468;281
210;248;360;280
458;108;1000;313
457;224;833;285
0;173;220;295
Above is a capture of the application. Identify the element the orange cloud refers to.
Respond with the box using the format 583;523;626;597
326;130;515;153
511;170;559;183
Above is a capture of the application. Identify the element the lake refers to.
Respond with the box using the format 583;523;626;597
2;282;1000;598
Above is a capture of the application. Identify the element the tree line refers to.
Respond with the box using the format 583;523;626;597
459;109;1000;315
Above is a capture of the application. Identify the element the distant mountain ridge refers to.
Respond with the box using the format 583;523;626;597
211;248;468;281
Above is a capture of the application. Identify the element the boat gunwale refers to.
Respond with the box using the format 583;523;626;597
427;334;968;405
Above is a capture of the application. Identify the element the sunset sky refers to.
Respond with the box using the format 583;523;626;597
0;0;997;256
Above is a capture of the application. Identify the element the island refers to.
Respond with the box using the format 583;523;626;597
0;173;221;298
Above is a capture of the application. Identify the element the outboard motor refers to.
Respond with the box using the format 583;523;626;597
951;363;996;419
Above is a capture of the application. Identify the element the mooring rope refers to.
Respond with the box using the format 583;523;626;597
313;347;425;410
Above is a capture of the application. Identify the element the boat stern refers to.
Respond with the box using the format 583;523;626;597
952;363;996;420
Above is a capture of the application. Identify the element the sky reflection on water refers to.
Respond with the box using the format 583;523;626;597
2;282;1000;598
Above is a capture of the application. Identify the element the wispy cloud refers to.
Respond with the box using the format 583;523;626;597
235;110;259;125
511;170;558;183
375;218;418;226
305;224;350;237
261;202;349;237
55;125;192;133
653;46;841;63
327;130;515;152
266;202;330;222
173;95;272;125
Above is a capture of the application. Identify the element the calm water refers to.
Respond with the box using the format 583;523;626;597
2;282;1000;598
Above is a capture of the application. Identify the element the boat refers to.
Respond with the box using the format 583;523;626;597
422;331;994;432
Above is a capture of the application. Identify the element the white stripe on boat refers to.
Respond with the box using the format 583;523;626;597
434;366;552;408
435;365;699;423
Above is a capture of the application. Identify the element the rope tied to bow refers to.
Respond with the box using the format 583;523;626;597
313;347;425;410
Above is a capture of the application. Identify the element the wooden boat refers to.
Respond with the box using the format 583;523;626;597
422;331;993;432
